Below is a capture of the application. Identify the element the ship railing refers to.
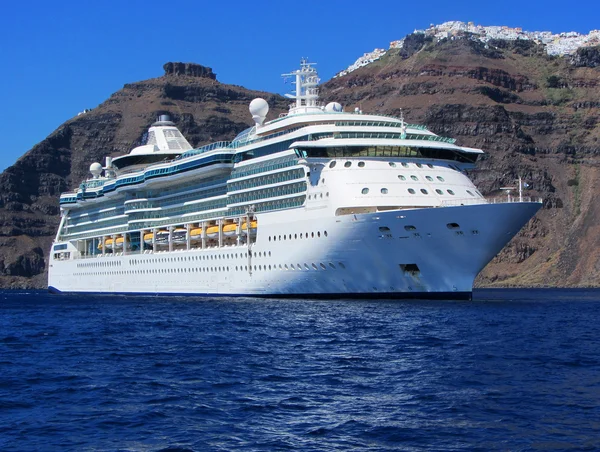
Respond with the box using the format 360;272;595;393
486;196;543;204
440;196;542;207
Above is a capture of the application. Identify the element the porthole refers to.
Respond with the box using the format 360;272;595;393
320;263;327;270
447;189;455;195
290;264;295;270
427;164;434;169
447;223;460;230
411;175;418;181
401;162;408;168
404;225;417;231
425;176;433;181
324;231;328;237
338;262;346;269
311;232;315;238
358;161;365;167
329;262;336;269
416;163;423;168
437;176;445;182
408;188;416;194
344;161;352;168
466;190;475;196
317;231;321;237
312;263;318;270
304;264;310;270
329;161;336;168
389;162;396;167
381;188;388;194
284;264;288;270
435;189;443;195
421;189;428;194
361;188;369;194
398;175;406;181
300;233;303;239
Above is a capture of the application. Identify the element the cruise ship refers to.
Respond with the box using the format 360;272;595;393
48;60;542;299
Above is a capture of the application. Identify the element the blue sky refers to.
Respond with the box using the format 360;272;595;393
1;0;597;172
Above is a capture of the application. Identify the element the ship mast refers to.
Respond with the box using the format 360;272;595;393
282;58;321;114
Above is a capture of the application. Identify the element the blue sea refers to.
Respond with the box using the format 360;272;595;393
1;289;599;451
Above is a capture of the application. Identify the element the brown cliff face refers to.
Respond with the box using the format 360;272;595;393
0;63;288;288
2;44;599;289
321;38;600;287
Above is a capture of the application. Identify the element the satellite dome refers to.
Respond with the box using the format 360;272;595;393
249;98;269;125
89;162;102;177
325;102;343;112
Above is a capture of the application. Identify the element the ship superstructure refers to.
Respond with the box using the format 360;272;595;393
48;60;542;299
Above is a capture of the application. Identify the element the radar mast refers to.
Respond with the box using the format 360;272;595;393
282;58;321;114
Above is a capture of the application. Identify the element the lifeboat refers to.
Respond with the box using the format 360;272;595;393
190;227;203;242
172;228;188;244
143;230;169;245
206;225;220;239
143;232;154;245
98;238;113;250
222;223;237;237
241;220;257;235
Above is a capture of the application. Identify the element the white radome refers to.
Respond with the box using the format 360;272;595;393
249;98;269;125
325;102;343;112
89;162;102;177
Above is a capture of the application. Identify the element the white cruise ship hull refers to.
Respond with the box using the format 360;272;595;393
48;202;541;300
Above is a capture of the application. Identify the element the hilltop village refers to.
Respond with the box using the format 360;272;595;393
336;21;600;77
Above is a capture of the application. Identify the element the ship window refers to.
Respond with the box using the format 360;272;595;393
358;161;365;167
401;162;408;167
466;190;474;196
447;223;460;229
329;262;336;269
447;189;455;195
320;263;327;270
416;163;423;168
437;176;445;182
404;225;417;231
317;232;321;237
338;262;346;269
435;189;443;195
426;176;433;181
411;175;418;181
324;231;328;237
312;263;318;270
389;162;396;167
408;188;416;194
361;188;369;194
311;232;315;238
421;189;428;194
329;161;336;168
344;161;352;168
398;175;406;181
304;264;310;270
379;226;391;232
427;164;434;168
290;264;295;270
381;188;388;194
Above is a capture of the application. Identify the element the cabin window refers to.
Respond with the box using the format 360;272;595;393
466;190;475;196
398;175;406;181
421;189;428;194
447;223;460;230
426;176;433;181
447;189;455;195
389;162;396;167
361;188;369;194
344;161;352;168
408;188;416;194
437;176;445;182
411;175;418;181
358;161;365;167
435;189;443;195
404;225;417;231
400;263;420;276
329;161;336;168
416;163;423;168
401;162;409;168
381;188;388;194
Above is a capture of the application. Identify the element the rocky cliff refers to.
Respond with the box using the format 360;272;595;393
2;41;599;289
321;38;600;287
0;63;288;288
